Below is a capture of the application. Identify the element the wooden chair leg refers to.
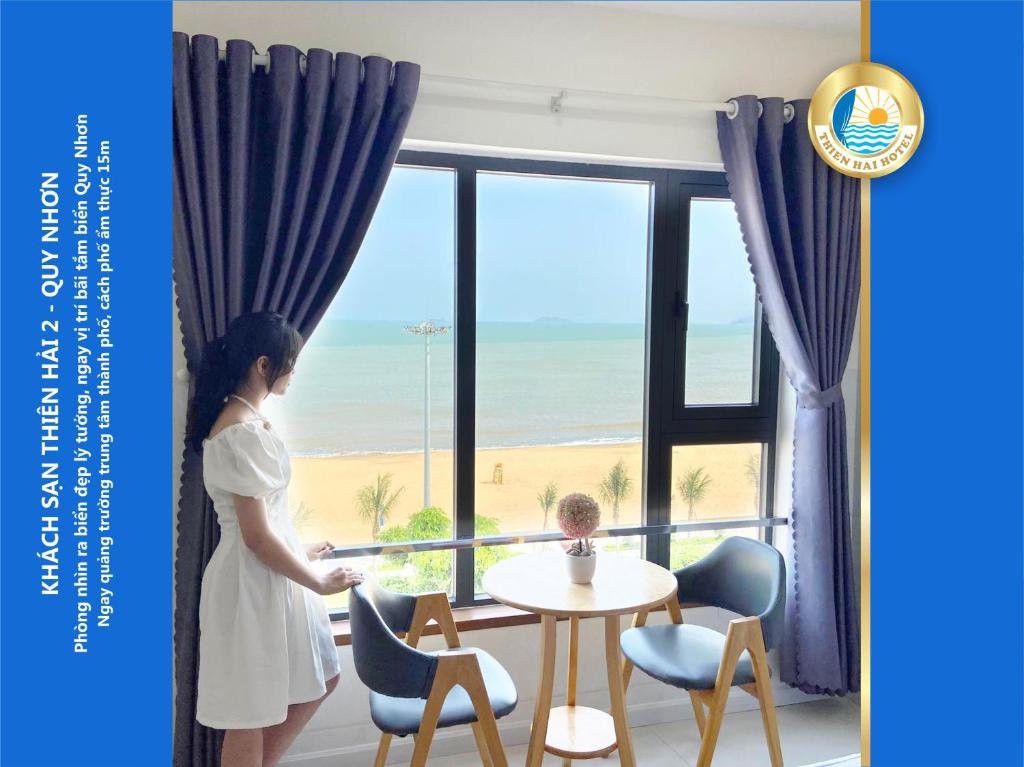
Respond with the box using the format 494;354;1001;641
749;632;784;767
696;685;729;767
694;619;748;767
409;704;443;767
373;733;392;767
409;652;459;767
472;723;495;767
688;691;707;738
622;609;647;692
464;671;508;767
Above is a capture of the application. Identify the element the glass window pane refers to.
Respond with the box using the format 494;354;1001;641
263;166;457;609
670;443;766;523
476;172;651;536
685;198;759;405
670;527;763;572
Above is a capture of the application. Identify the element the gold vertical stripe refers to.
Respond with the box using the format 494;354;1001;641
859;1;872;765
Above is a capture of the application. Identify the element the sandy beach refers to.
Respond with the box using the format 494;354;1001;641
287;441;762;547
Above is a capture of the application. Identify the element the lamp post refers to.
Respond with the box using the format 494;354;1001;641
403;321;450;508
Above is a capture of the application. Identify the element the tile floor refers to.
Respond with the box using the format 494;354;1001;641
427;698;861;767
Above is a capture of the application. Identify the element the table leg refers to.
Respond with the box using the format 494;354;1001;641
567;616;579;706
604;615;636;767
526;614;557;767
562;616;580;767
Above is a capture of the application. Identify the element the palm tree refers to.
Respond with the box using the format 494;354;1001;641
356;473;404;542
677;467;712;529
291;501;316;532
598;460;633;526
745;452;762;515
537;481;558;530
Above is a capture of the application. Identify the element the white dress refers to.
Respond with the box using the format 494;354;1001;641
195;406;341;730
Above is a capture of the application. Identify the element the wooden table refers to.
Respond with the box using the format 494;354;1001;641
482;552;678;767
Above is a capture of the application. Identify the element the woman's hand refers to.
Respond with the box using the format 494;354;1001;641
305;540;334;561
316;565;365;595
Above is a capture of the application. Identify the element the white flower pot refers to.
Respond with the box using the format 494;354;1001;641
565;550;597;584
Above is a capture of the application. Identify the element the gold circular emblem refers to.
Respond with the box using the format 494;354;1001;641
808;62;923;179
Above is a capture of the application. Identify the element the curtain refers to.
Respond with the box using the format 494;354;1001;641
172;32;419;765
717;96;860;696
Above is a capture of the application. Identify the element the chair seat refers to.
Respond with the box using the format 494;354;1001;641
620;624;756;690
369;648;517;736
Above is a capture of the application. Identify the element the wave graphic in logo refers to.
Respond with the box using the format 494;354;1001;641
841;123;900;155
832;85;902;156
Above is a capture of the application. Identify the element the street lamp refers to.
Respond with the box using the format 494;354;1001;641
403;320;450;508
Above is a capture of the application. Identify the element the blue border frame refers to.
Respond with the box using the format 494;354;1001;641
0;2;1021;764
872;2;1023;765
1;2;172;764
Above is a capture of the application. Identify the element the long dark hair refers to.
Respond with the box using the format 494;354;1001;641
185;311;303;452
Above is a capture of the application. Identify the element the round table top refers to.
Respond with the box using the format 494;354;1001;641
482;551;678;617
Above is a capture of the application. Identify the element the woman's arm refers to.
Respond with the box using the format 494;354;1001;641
234;494;362;595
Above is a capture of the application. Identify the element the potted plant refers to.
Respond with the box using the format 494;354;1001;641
557;493;601;584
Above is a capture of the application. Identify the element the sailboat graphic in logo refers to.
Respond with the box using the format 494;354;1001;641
832;85;901;156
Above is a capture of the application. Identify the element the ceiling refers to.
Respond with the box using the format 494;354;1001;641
576;2;860;32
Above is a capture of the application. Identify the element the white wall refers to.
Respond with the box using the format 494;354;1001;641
172;1;859;166
170;3;861;762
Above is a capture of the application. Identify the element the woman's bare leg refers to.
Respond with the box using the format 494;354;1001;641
261;674;339;767
221;729;263;767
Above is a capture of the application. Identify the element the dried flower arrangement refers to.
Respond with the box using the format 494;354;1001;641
557;493;601;557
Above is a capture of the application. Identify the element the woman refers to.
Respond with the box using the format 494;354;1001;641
185;311;363;767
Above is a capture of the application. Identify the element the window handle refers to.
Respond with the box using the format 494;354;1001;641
675;291;689;329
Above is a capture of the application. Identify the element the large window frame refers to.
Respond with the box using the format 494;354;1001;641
326;151;782;615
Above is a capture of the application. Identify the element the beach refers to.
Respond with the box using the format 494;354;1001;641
287;440;762;547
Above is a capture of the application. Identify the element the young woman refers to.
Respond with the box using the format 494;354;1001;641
185;311;364;767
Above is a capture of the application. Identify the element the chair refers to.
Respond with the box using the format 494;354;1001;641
349;581;517;767
620;537;786;767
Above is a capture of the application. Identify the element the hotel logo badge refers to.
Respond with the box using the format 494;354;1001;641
809;62;923;178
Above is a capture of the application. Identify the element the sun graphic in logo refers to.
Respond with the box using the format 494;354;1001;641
831;85;902;156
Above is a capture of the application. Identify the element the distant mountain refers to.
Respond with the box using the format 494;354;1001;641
533;316;573;324
730;315;755;325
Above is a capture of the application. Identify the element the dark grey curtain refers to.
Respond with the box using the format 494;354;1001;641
717;96;860;696
172;32;419;765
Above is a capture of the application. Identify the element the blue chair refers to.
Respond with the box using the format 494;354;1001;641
349;581;517;767
620;537;786;767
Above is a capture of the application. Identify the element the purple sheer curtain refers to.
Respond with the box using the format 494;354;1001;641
172;32;419;765
718;95;860;695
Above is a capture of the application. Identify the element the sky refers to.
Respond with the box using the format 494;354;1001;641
326;165;756;325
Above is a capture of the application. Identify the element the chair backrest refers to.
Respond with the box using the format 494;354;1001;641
674;537;786;650
348;581;438;699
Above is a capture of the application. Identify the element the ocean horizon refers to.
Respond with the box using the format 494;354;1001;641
265;319;755;457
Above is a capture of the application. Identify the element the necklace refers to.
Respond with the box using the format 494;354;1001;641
229;393;272;429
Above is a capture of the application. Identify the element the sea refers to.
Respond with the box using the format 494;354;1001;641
265;320;755;457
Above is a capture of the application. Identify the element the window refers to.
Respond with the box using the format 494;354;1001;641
476;172;650;535
683;197;759;406
264;166;457;609
268;153;782;617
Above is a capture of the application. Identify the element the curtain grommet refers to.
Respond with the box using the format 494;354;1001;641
726;99;740;119
783;103;795;123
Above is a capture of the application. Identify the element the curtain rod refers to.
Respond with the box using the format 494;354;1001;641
217;49;796;122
